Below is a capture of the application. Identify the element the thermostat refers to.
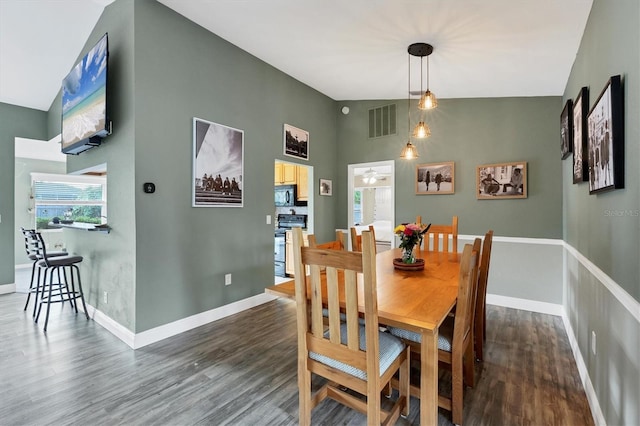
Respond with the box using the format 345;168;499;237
143;182;156;193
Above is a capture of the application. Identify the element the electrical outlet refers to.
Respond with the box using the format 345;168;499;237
591;331;596;355
225;273;232;285
103;291;108;304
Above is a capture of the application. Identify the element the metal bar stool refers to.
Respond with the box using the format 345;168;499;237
20;227;68;317
29;230;89;332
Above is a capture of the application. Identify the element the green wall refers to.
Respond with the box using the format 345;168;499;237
335;97;563;238
0;103;48;286
563;0;640;301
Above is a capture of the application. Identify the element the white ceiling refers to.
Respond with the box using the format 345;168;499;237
0;0;593;112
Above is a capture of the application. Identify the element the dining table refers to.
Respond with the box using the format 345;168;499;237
265;246;461;425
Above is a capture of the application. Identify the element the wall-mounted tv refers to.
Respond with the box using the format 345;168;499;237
61;33;111;155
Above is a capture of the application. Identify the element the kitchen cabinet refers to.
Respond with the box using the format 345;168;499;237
285;229;308;276
296;166;308;201
275;163;297;185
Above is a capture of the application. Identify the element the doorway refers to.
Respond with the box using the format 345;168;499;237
347;160;395;251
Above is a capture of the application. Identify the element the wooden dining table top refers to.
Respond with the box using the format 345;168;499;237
265;247;461;333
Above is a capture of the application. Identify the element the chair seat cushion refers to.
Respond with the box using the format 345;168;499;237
309;323;405;380
387;317;454;352
28;251;67;261
37;255;83;267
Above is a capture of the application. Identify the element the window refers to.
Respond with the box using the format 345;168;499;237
31;173;106;230
353;189;362;225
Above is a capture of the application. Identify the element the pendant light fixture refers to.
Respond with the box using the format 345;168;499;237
418;51;438;110
401;50;419;159
407;43;433;140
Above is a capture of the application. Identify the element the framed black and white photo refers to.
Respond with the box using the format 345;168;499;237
192;117;244;207
284;123;309;161
561;99;573;159
416;162;454;195
573;87;589;183
319;178;332;196
476;161;527;199
587;75;624;194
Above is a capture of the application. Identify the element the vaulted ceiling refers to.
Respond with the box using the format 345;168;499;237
0;0;593;112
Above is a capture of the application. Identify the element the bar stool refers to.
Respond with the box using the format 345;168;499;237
29;230;89;332
20;227;68;316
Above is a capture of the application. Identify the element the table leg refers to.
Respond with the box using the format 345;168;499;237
420;329;438;425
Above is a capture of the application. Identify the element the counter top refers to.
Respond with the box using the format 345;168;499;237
49;222;111;234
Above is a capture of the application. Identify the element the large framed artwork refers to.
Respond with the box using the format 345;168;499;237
587;75;624;194
561;99;573;159
572;87;589;183
476;161;527;199
415;162;454;194
192;117;244;207
283;123;309;161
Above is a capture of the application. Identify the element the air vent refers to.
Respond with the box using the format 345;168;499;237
368;104;397;139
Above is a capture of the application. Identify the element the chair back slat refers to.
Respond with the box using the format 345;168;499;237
349;225;376;253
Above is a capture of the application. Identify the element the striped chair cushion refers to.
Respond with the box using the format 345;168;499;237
309;323;405;381
387;317;454;353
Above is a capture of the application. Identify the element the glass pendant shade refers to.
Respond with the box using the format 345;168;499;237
412;121;431;139
418;90;438;110
400;141;419;159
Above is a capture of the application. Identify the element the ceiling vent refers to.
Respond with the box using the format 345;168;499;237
368;104;397;139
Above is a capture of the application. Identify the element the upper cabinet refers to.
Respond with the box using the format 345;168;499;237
297;166;308;201
275;163;297;185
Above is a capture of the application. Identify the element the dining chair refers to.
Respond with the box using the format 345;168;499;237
387;242;478;425
292;227;409;425
350;225;377;252
474;230;494;361
416;215;458;253
20;227;68;316
307;230;346;251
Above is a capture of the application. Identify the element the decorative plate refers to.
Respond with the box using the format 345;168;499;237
393;258;425;271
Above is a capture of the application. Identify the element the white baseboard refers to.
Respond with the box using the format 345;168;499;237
561;313;606;426
84;292;278;350
0;283;16;295
486;293;563;316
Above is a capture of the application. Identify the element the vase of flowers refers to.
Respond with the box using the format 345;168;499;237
393;222;431;269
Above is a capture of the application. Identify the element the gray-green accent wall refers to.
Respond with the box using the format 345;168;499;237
562;0;640;424
0;103;48;285
335;97;563;238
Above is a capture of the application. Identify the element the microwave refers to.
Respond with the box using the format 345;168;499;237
275;185;297;207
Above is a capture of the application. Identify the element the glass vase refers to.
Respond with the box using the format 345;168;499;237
402;245;415;263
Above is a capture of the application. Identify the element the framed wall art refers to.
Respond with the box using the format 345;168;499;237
572;87;589;183
561;99;573;159
415;162;454;195
587;75;624;194
319;179;332;196
283;123;309;161
476;161;527;199
192;117;244;207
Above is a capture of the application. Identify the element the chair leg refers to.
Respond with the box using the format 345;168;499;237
23;261;37;311
452;355;464;426
71;265;89;319
400;347;410;417
464;341;475;388
298;370;312;426
35;267;49;323
42;267;55;332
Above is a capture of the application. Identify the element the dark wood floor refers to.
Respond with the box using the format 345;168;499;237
0;292;593;425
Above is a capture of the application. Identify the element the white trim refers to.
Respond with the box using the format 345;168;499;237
459;234;564;246
563;242;640;323
0;283;16;295
15;263;32;270
486;293;563;316
561;312;606;426
82;293;278;350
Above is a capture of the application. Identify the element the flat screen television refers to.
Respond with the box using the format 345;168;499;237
61;33;111;155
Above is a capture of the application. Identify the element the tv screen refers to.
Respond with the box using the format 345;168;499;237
61;33;110;154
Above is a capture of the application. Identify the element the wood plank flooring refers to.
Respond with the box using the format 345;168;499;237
0;292;593;425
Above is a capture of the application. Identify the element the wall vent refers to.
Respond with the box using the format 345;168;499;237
368;104;397;139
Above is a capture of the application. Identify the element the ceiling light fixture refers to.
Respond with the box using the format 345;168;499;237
401;50;419;159
418;50;438;110
362;168;378;184
408;43;433;140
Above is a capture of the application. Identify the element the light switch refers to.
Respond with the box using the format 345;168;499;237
266;215;271;225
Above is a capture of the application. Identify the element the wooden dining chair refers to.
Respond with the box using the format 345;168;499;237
387;242;478;425
292;227;409;425
307;230;346;251
416;215;458;253
474;230;494;361
350;225;376;252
